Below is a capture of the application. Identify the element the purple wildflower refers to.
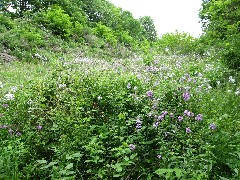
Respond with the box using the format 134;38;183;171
16;132;22;136
152;105;157;110
209;123;216;130
178;116;183;121
0;125;8;128
153;121;159;128
162;111;168;116
185;73;190;78
148;112;152;117
158;115;164;120
170;113;174;118
157;154;162;159
136;116;142;130
146;90;154;98
37;125;43;130
8;129;14;134
183;92;190;101
188;78;192;82
184;110;189;115
2;104;9;107
186;127;192;133
0;114;4;117
127;83;131;89
195;114;203;121
129;144;136;151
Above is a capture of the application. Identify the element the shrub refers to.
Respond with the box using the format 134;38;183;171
93;23;118;45
35;5;73;38
156;31;197;55
0;14;15;30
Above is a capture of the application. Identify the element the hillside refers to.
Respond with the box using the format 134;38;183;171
0;0;240;179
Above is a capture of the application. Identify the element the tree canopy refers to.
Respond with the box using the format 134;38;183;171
200;0;240;69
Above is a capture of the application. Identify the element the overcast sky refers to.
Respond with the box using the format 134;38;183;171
107;0;203;37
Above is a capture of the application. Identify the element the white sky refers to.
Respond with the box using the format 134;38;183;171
107;0;203;37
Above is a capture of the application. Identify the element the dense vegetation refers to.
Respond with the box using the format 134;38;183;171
200;0;240;70
0;0;239;179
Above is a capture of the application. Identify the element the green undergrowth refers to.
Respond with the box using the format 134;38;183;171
0;53;239;179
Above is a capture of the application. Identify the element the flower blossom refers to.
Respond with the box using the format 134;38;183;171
37;125;43;130
136;119;142;130
127;83;131;89
195;114;203;121
183;92;190;101
129;144;136;151
58;84;66;89
186;127;192;133
146;90;154;98
16;132;22;136
209;123;216;130
229;76;235;83
178;116;183;121
4;93;15;101
153;121;159;128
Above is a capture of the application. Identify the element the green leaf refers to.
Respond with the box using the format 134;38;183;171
124;156;129;161
65;163;73;170
40;161;58;169
130;153;137;160
36;159;47;164
116;166;122;172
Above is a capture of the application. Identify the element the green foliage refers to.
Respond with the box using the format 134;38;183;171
200;0;240;70
1;52;239;179
115;31;135;47
139;16;157;41
93;23;117;45
156;31;197;55
0;14;15;31
35;5;73;38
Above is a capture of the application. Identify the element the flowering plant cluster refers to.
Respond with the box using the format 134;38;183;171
0;53;239;179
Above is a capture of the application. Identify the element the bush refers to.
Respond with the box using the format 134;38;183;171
1;56;239;179
115;31;134;47
35;5;73;38
0;14;15;30
156;31;197;55
221;34;240;70
93;23;118;46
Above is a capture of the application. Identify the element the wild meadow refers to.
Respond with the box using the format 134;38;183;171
0;0;240;179
1;51;239;179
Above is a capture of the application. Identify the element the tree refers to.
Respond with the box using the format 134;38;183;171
139;16;157;41
200;0;240;69
200;0;240;40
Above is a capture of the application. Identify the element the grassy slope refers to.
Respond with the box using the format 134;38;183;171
0;51;239;179
0;14;239;180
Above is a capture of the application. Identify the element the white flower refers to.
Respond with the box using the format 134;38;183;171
0;82;3;88
58;84;66;89
4;93;15;101
27;99;33;105
97;96;102;100
11;86;18;92
229;76;235;83
127;83;131;89
235;91;240;95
